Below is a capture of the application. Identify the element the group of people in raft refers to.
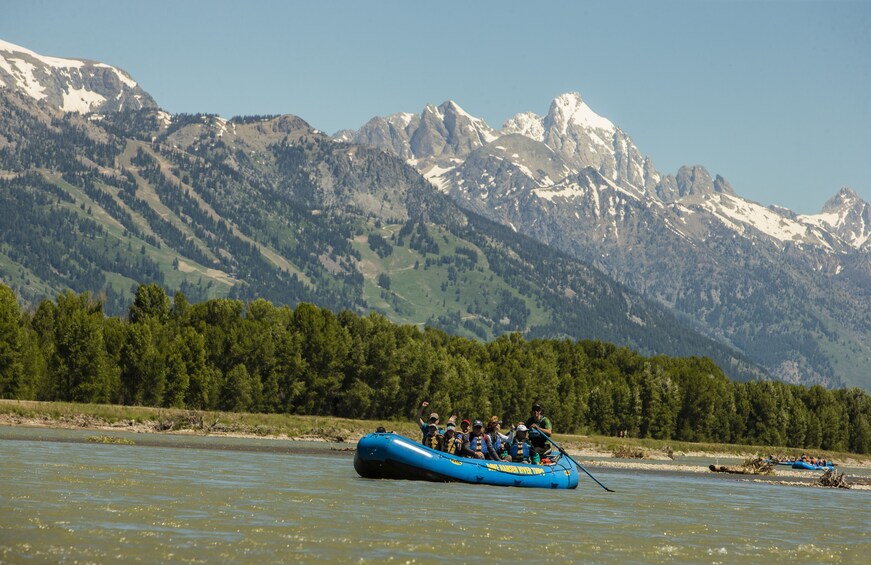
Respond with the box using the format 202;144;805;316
772;454;833;466
413;401;555;465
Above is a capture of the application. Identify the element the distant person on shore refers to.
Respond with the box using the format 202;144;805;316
526;403;553;459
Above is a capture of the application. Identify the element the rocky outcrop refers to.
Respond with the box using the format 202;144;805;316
0;39;157;113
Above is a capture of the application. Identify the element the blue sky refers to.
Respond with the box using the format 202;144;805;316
3;1;869;213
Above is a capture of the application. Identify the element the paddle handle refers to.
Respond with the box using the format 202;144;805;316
548;435;615;493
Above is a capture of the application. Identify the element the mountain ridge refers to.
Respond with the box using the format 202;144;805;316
1;38;869;389
0;39;156;113
340;92;871;388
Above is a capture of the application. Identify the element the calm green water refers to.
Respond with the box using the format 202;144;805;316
1;427;868;564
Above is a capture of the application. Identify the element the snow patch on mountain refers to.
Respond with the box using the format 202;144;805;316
0;38;153;113
422;162;457;192
444;100;499;144
0;55;45;99
550;92;615;133
394;112;417;128
685;193;835;249
502;111;545;141
61;84;106;113
0;39;88;69
802;188;871;249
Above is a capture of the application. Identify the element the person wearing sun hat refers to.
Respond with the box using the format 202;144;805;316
484;416;507;454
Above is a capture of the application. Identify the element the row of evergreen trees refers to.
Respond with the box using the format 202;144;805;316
1;283;869;454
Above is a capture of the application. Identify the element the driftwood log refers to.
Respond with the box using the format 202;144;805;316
612;445;645;458
709;457;774;475
818;468;850;489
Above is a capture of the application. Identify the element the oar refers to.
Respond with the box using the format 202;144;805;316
546;434;615;493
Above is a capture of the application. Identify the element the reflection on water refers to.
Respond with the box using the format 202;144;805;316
1;427;868;563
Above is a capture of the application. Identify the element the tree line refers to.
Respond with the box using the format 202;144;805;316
0;283;869;454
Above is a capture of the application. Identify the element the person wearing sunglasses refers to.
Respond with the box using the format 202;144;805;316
439;421;463;455
461;420;500;460
525;403;553;458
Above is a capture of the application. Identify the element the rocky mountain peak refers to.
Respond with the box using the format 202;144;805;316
501;111;545;141
0;38;157;113
545;92;615;134
338;111;421;159
713;174;736;195
813;187;871;250
408;100;496;160
675;165;730;198
821;187;863;215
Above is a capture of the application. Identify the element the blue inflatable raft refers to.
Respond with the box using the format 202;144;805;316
354;432;580;489
791;460;835;471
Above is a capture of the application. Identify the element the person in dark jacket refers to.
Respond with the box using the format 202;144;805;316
461;420;499;460
456;418;471;444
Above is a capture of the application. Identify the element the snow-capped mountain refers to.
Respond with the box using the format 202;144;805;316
344;92;870;257
506;92;654;192
340;92;871;387
802;188;871;251
0;39;156;113
2;36;870;388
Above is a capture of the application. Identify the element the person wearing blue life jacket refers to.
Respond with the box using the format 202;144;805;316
461;420;500;460
484;416;506;455
455;418;471;444
501;424;540;464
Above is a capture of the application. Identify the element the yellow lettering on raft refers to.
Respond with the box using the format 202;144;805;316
485;463;545;475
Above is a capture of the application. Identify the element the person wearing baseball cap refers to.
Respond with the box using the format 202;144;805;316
461;419;499;460
525;402;553;458
455;418;471;444
422;421;443;451
439;420;462;455
503;423;540;464
414;401;441;440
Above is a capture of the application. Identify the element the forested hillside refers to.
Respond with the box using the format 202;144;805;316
1;283;868;454
0;91;765;381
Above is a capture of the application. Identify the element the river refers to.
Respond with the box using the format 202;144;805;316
1;427;867;563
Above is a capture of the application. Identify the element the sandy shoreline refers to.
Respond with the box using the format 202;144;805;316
3;414;869;491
